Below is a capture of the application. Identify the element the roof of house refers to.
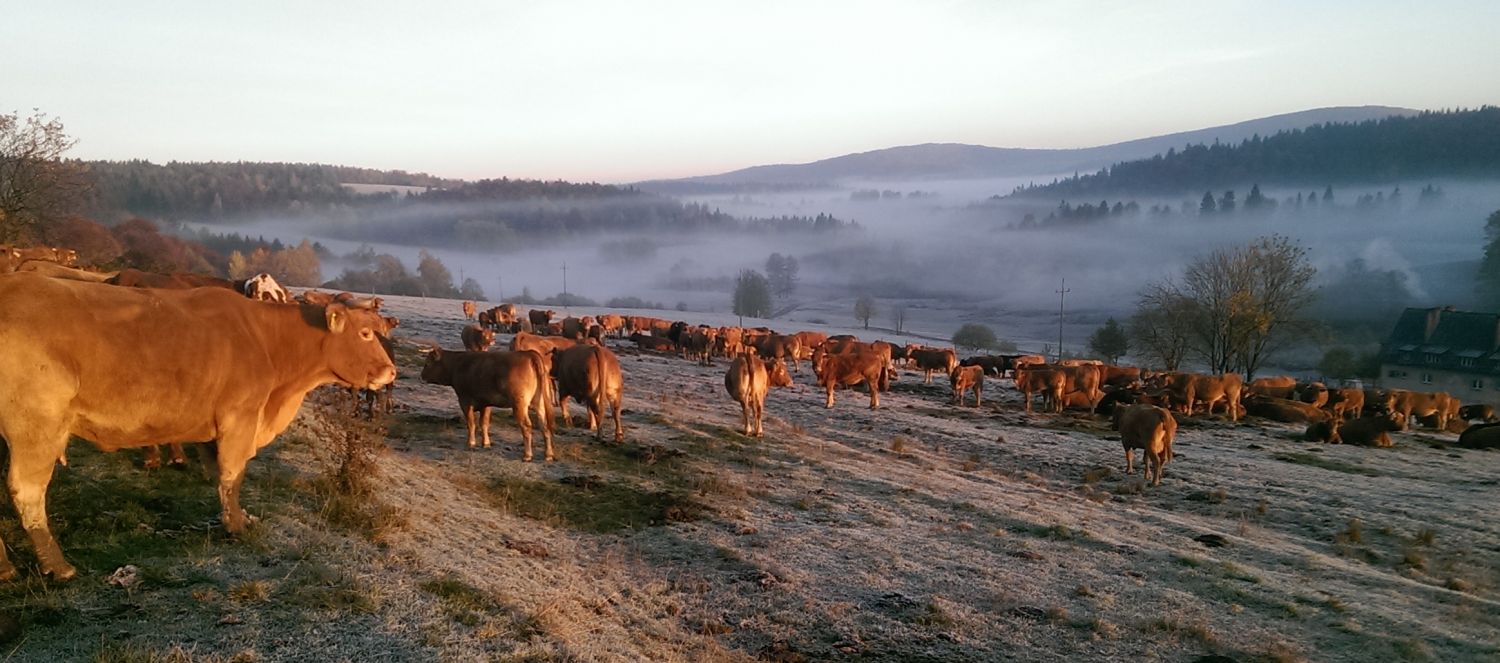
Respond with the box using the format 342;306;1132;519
1385;307;1500;358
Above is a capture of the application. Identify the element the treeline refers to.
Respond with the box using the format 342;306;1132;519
1011;107;1500;198
32;216;324;286
324;246;484;299
1008;183;1442;229
82;160;458;220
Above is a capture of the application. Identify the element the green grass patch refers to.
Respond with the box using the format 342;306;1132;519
1272;452;1382;476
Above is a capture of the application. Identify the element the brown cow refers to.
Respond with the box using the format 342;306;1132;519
910;348;958;384
1169;373;1243;421
1363;388;1396;416
684;326;717;365
561;317;587;340
1338;413;1405;448
1458;404;1498;423
0;273;395;580
1058;358;1102;367
950;364;984;407
1009;354;1046;374
1388;389;1453;429
528;309;556;329
1457;422;1500;449
714;326;745;358
1112;404;1177;485
107;268;238;291
1098;365;1142;389
1304;419;1341;444
421;348;555;459
14;261;116;282
754;333;804;372
551;344;625;443
791;331;828;359
510;331;577;355
300;290;336;306
1247;376;1297;399
462;301;477;321
1297;382;1329;408
724;350;794;437
1323;388;1364;421
462;324;496;352
629;332;676;352
1015;366;1065;413
812;347;892;409
597;313;626;337
1244;395;1329;423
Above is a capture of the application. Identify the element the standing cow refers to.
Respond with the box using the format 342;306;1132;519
1112;404;1177;486
552;344;625;443
725;350;794;437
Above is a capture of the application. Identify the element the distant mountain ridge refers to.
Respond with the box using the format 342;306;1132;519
640;106;1417;192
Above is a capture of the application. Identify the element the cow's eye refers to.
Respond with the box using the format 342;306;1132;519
359;328;375;341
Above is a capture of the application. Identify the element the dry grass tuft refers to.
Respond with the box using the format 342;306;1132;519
1090;618;1120;640
1337;518;1364;545
1415;527;1437;546
960;453;982;472
1082;466;1114;484
227;580;271;604
1443;577;1473;593
889;435;914;455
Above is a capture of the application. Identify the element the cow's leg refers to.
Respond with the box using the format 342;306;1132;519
1123;446;1134;475
1148;450;1163;486
462;402;478;449
144;445;163;469
609;394;624;444
480;406;494;449
752;398;764;437
4;423;74;580
1023;390;1032;413
589;397;604;441
516;402;536;462
214;427;259;536
558;394;574;429
167;443;187;467
825;385;836;409
975;384;982;408
741;400;753;436
869;383;880;410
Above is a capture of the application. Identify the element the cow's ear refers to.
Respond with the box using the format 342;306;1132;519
326;304;348;333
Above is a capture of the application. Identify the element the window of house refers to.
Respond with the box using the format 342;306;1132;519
1421;373;1433;384
1425;354;1439;364
1473;379;1484;390
1461;358;1477;367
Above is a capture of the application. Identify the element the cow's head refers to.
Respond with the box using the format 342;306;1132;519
318;303;398;390
766;358;794;388
420;346;453;385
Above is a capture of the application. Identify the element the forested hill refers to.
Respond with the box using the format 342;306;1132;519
83;160;462;219
1008;107;1500;199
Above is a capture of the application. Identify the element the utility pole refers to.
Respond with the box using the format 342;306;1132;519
1056;278;1070;362
496;276;503;303
561;261;568;297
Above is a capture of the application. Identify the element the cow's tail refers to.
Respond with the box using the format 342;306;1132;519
589;346;608;418
532;353;554;434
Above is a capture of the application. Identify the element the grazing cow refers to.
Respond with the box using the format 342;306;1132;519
1015;367;1065;413
0;273;395;580
1388;389;1454;429
528;309;556;329
724;351;794;437
242;273;289;303
1112;404;1177;485
812;347;892;409
551;344;625;443
1297;382;1329;408
629;332;676;352
463;301;477;320
510;331;577;356
1247;376;1297;399
910;348;958;384
1169;373;1243;421
950;365;984;407
107;268;238;291
1457;422;1500;449
1458;404;1498;423
462;324;496;352
959;355;1005;377
1337;413;1406;448
1323;388;1364;421
1244;395;1329;423
421;348;555;459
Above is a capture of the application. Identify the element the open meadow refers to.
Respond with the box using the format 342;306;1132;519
2;294;1496;662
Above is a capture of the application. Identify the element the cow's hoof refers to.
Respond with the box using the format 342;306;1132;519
44;563;77;582
544;455;556;462
523;454;534;462
0;564;17;582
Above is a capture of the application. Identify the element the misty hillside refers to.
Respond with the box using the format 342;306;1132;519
1009;107;1500;199
639;106;1415;192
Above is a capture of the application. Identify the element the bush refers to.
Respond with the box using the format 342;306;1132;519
952;323;998;352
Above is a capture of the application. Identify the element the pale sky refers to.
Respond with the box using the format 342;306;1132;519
5;0;1498;182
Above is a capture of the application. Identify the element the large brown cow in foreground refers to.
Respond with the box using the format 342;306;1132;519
551;344;625;443
420;348;555;460
1112;404;1177;485
0;273;396;580
724;351;794;437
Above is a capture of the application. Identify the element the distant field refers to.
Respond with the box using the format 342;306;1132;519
2;293;1496;661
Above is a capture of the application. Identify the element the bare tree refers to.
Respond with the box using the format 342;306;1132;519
854;294;877;330
1139;236;1316;378
1129;282;1192;371
890;303;907;334
0;110;87;242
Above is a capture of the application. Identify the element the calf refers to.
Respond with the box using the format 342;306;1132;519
461;324;496;352
950;364;984;407
552;344;625;443
724;350;794;437
1112;404;1177;486
420;348;555;460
